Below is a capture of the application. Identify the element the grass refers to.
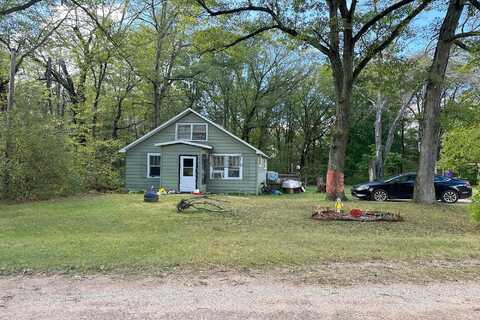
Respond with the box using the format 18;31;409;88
0;188;479;274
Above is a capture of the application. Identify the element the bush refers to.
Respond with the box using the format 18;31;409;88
0;113;83;201
74;139;123;192
470;191;480;223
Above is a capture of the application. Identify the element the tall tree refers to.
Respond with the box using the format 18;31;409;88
196;0;432;199
414;0;480;203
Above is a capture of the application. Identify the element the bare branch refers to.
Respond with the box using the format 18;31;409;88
469;0;480;10
353;0;416;44
353;0;432;80
453;39;472;51
16;14;68;71
195;0;274;17
195;0;331;56
0;0;42;16
452;31;480;39
202;25;279;54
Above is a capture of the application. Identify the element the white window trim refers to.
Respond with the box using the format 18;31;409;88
175;123;208;141
210;154;243;180
147;153;161;178
258;157;267;169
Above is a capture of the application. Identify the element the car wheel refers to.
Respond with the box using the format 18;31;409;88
372;189;388;202
441;190;458;203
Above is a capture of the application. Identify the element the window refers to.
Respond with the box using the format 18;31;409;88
176;123;207;141
147;153;161;178
192;124;207;140
389;174;415;183
258;157;267;169
176;124;191;140
182;158;194;176
211;155;225;179
210;154;243;180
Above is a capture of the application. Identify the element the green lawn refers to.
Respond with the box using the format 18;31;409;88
0;189;479;274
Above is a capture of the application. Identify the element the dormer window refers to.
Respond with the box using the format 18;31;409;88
176;123;207;141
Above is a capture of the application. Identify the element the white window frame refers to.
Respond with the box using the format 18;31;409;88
210;154;243;180
258;157;267;169
175;123;208;141
147;153;161;178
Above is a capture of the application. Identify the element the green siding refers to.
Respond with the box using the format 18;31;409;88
158;144;207;192
124;111;266;194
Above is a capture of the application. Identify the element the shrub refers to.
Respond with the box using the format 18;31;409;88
74;139;123;192
0;113;83;200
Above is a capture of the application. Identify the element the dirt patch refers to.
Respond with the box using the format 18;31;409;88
1;261;480;320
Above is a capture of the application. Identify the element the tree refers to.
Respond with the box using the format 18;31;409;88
414;0;480;203
0;3;67;194
439;124;480;181
361;58;424;180
196;0;432;200
0;0;43;17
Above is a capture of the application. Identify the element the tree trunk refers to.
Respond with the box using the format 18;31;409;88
3;49;16;195
325;2;355;201
111;98;123;139
92;61;108;138
384;92;411;164
152;29;165;128
414;0;465;203
326;91;350;200
45;57;53;114
372;93;385;181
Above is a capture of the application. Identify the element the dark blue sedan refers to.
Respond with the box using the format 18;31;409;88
351;173;472;203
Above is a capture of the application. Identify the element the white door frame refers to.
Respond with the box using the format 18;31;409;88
179;155;197;192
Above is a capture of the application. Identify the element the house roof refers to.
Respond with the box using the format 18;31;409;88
119;108;268;157
154;140;213;149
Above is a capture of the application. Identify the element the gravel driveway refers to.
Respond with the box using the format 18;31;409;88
1;272;480;320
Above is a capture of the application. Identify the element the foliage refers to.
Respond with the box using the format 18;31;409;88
74;139;123;192
0;112;82;201
471;190;480;223
439;125;480;184
0;1;479;201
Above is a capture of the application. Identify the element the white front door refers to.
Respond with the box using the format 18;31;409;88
179;156;197;192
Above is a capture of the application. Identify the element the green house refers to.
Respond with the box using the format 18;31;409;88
119;108;269;194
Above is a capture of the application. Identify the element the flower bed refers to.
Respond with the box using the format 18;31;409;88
312;207;403;222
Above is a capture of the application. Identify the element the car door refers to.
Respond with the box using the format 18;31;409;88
385;176;403;199
385;175;414;199
395;174;416;199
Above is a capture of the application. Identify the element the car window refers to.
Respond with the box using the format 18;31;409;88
386;176;400;183
435;175;449;182
389;175;415;183
406;175;416;182
397;175;410;183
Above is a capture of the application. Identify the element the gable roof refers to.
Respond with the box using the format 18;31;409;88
119;108;268;157
154;140;213;149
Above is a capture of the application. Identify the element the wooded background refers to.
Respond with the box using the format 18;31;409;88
1;0;479;202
